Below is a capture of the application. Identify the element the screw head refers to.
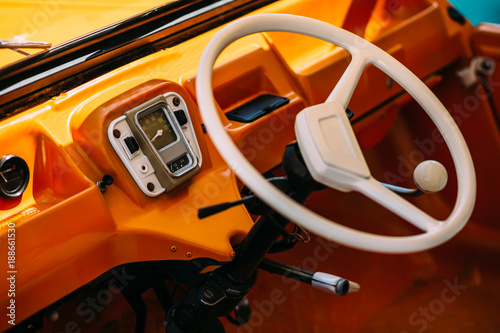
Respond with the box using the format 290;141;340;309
113;129;121;138
173;97;181;106
203;288;215;299
147;182;155;192
481;60;493;71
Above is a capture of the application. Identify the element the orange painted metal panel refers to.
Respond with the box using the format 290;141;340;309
0;0;497;330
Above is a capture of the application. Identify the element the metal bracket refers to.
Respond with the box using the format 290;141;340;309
457;56;496;88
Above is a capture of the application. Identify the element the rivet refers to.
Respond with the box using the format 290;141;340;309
170;246;177;252
48;311;59;322
186;251;193;258
173;97;181;106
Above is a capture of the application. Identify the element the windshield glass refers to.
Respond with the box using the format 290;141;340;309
0;0;172;68
0;0;273;117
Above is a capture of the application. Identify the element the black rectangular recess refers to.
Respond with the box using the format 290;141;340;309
225;94;289;123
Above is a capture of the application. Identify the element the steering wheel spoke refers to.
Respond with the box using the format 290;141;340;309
357;178;441;232
326;55;367;108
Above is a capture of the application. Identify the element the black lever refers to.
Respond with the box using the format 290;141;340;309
259;258;358;296
97;175;114;192
198;195;258;219
380;182;423;197
198;177;297;219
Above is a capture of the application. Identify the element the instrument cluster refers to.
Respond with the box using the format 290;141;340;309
108;93;202;197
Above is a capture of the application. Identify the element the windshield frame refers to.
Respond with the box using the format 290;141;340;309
0;0;276;119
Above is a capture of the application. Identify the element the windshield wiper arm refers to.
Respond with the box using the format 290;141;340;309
0;40;51;56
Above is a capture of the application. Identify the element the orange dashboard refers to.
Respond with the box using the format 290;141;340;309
0;0;479;328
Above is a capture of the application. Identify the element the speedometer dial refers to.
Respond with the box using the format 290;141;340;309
0;155;30;198
138;108;177;151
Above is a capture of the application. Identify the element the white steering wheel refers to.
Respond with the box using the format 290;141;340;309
196;14;476;253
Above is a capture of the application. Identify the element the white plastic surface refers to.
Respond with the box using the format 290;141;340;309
295;100;370;192
414;160;448;193
108;116;165;197
196;14;476;253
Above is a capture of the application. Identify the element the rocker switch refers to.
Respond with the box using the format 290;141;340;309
174;110;188;126
124;136;139;155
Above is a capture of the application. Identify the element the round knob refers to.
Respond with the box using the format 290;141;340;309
102;174;114;186
413;160;448;193
97;174;114;192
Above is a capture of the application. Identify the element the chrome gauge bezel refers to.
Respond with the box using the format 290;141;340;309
0;155;30;199
133;101;198;178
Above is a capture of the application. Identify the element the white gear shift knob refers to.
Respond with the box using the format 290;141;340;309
413;160;448;193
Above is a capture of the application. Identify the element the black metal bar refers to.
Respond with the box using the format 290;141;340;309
380;182;423;197
198;195;258;219
151;279;175;315
478;72;500;132
228;214;290;282
120;289;147;333
259;258;314;283
0;0;277;118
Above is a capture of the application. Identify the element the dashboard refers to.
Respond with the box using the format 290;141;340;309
2;0;500;330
